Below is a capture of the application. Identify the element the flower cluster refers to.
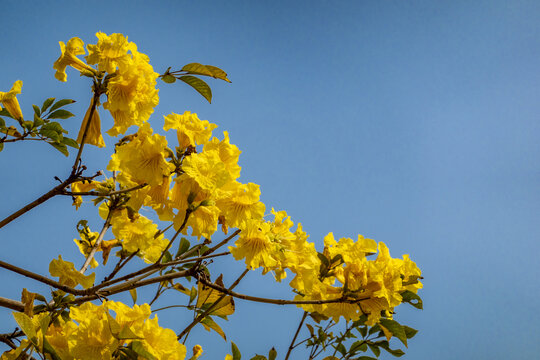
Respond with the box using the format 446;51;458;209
0;32;423;360
1;302;187;360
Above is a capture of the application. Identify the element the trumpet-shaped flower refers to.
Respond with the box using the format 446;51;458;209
77;98;105;147
0;80;23;121
216;181;265;229
53;37;96;82
203;131;241;180
103;51;159;136
164;111;217;149
108;122;174;187
86;32;136;74
110;211;168;263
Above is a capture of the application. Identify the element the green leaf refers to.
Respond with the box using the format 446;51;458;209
181;63;231;83
379;318;407;347
179;75;212;103
367;343;380;357
0;108;14;118
368;324;381;336
41;121;65;134
189;286;197;304
33;113;44;128
161;74;176;83
41;97;55;113
47;109;75;120
42;336;62;360
306;324;315;336
22;121;33;131
205;65;231;82
129;288;137;305
317;252;329;267
336;343;347;355
13;312;38;346
176;238;190;257
403;325;418;339
131;341;157;360
268;347;277;360
0;117;5;127
357;325;367;338
250;356;266;360
48;141;69;156
377;341;405;357
61;137;79;149
49;99;75;113
400;290;423;310
32;104;41;116
231;342;241;360
161;250;172;263
349;340;367;354
201;316;227;340
0;142;3;152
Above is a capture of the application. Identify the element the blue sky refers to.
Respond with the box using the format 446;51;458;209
1;1;539;359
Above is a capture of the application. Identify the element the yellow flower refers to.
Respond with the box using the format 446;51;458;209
203;131;242;180
70;180;96;209
103;51;159;136
182;150;232;192
139;317;187;360
76;98;105;147
0;80;23;121
192;344;203;359
110;211;168;263
216;181;266;229
164;111;218;149
48;255;95;289
230;219;279;271
53;37;96;82
86;32;136;74
107;122;174;187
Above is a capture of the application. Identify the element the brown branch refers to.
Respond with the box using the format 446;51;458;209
0;260;85;296
62;182;148;197
0;330;23;349
0;296;24;312
70;268;194;305
0;173;100;230
202;229;241;256
197;276;372;305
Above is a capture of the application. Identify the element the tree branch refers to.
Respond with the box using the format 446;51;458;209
0;296;24;312
0;260;85;296
197;276;372;306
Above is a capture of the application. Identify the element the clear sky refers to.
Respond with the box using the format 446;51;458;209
1;1;539;359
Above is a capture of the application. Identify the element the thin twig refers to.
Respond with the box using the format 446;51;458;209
285;312;308;360
79;208;113;273
62;183;148;197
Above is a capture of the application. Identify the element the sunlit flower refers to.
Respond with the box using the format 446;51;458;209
53;37;96;82
0;80;23;120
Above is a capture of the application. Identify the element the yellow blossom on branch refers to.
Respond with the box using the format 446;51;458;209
53;37;97;82
0;80;23;121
